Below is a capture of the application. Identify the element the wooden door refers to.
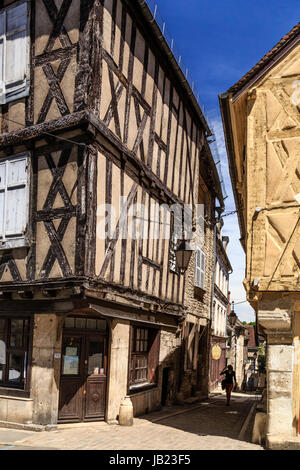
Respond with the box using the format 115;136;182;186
59;335;84;422
83;335;107;420
58;332;107;422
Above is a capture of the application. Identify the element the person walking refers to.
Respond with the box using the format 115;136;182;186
220;365;236;406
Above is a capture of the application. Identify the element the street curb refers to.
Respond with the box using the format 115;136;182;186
238;401;257;441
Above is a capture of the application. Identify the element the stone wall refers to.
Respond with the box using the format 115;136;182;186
180;188;215;399
30;314;62;425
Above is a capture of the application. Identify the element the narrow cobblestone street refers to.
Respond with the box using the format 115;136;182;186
0;393;263;450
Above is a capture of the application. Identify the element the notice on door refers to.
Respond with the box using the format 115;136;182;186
63;355;79;375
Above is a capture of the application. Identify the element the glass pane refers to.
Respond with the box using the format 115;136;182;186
0;319;6;369
88;338;105;375
0;364;3;381
10;319;24;348
87;319;97;330
64;317;75;329
8;353;23;383
75;318;86;329
7;3;27;32
62;338;80;375
96;320;107;330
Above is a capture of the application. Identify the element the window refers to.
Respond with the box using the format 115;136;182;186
0;1;29;104
129;327;159;389
169;212;180;274
0;317;31;389
186;322;196;370
0;153;30;249
195;246;206;290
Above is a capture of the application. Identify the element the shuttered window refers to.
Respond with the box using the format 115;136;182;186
0;154;30;248
195;246;206;290
0;1;29;104
129;327;159;390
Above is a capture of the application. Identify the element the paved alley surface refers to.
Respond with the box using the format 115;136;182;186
0;393;263;450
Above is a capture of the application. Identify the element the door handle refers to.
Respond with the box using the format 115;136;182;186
84;360;88;365
83;390;86;395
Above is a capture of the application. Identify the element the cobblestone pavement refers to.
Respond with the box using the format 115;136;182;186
0;393;263;450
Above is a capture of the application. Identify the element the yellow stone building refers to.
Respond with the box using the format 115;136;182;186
220;23;300;449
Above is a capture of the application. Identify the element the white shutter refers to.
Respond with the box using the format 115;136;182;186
200;250;206;289
195;247;201;287
0;162;6;238
5;156;28;237
195;247;206;289
5;2;28;98
0;11;5;102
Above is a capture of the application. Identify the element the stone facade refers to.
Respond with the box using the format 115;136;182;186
226;321;247;391
210;222;231;391
178;182;216;400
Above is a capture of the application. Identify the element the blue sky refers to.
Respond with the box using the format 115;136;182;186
153;0;299;322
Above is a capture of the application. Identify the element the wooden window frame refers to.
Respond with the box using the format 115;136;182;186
0;152;31;251
128;325;160;392
0;316;32;391
0;0;30;105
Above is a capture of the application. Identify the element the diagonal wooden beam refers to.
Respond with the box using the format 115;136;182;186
107;68;122;139
43;0;73;53
0;255;22;282
37;59;71;124
38;60;71;123
39;216;73;279
43;148;72;210
99;183;138;279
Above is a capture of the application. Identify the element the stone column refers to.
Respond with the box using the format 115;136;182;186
258;299;294;446
106;319;130;424
266;334;293;438
30;314;62;426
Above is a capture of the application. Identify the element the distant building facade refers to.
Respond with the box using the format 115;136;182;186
209;220;232;391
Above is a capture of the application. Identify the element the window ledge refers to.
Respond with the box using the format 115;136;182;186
0;238;31;251
0;387;30;399
194;286;205;299
129;383;158;395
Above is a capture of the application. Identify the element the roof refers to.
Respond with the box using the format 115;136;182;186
227;22;300;98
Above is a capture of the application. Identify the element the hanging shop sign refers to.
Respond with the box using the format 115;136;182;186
212;344;222;360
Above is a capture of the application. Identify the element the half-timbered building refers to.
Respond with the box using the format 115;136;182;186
0;0;223;428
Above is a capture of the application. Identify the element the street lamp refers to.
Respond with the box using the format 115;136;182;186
175;240;193;274
228;302;237;327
